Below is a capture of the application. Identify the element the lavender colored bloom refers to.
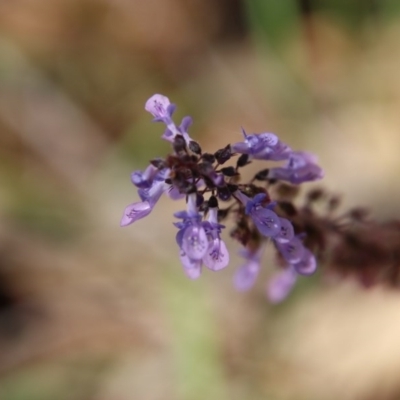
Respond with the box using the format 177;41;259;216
269;151;324;184
145;94;175;121
234;248;263;291
130;164;158;189
273;217;295;243
121;172;166;227
122;93;322;300
179;251;202;279
267;267;297;303
145;94;194;145
235;191;281;237
293;248;317;276
120;201;153;227
175;194;207;259
275;236;305;264
231;129;291;161
175;195;229;277
202;207;229;271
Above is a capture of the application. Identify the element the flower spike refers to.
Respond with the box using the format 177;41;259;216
121;93;324;302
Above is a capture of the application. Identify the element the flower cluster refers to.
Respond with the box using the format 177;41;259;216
121;94;324;302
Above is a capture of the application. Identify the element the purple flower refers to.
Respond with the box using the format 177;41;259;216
130;164;159;189
175;194;208;278
273;217;295;243
121;173;166;227
275;236;305;264
231;129;291;161
145;94;175;121
202;207;229;271
292;248;317;276
269;151;324;184
175;195;229;278
120;201;153;227
234;247;263;291
267;267;297;303
235;191;281;237
124;167;186;225
145;94;193;145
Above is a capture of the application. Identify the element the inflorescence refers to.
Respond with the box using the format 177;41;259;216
121;94;324;302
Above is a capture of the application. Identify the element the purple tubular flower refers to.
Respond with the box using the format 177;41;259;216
175;194;208;277
181;224;208;260
130;164;159;189
231;128;292;161
121;172;166;227
145;94;175;121
275;236;305;264
234;248;263;291
145;94;194;145
175;195;229;278
267;267;297;303
235;191;281;237
293;248;317;275
180;251;202;279
269;151;324;184
273;217;295;243
202;207;229;271
120;201;153;227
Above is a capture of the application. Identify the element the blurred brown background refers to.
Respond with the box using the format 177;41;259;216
1;1;400;399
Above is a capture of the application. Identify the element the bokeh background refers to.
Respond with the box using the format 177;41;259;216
1;1;400;399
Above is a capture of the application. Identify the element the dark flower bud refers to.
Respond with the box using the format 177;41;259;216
196;193;204;207
202;153;215;163
164;178;172;184
197;162;214;175
236;154;250;168
227;183;238;193
199;200;208;213
173;134;187;153
217;186;231;201
189;141;202;154
184;183;197;194
208;195;219;208
214;145;232;164
221;167;236;177
253;168;270;181
150;158;166;169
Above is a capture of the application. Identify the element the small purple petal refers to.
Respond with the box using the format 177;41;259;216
165;185;185;200
179;116;193;132
273;218;295;243
293;248;317;276
252;208;281;237
257;132;279;148
231;141;250;153
269;151;324;184
203;239;229;271
162;128;174;142
120;201;152;227
182;225;208;260
267;268;297;303
145;94;171;118
234;260;260;291
166;103;176;117
276;237;305;264
180;251;202;279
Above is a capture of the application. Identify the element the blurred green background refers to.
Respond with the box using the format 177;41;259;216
1;1;400;399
